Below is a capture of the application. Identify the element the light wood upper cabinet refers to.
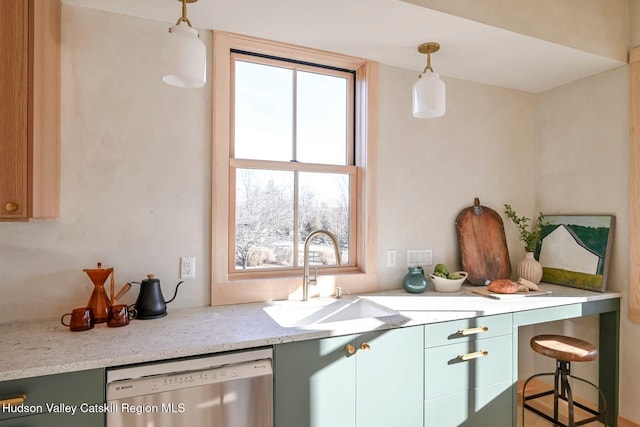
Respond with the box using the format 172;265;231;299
0;0;60;221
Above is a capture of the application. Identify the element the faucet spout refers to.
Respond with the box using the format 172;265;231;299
302;229;342;301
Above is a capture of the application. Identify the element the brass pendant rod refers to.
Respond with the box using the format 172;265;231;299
423;53;433;74
418;42;440;75
175;0;193;27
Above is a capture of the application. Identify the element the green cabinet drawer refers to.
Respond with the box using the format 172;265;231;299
424;314;512;348
424;334;512;399
424;381;513;427
0;411;104;427
0;369;104;421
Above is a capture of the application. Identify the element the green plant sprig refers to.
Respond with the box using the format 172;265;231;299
503;204;546;252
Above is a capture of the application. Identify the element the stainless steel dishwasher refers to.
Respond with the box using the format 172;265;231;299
106;348;272;427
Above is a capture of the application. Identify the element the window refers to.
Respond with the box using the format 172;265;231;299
230;53;356;273
212;32;378;304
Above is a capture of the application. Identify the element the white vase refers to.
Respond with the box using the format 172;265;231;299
517;252;543;284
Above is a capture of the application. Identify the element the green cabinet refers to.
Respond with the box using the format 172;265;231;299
0;369;105;427
0;411;103;427
423;314;513;427
274;326;424;427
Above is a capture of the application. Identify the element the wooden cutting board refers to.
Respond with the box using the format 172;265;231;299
472;288;552;299
455;198;511;285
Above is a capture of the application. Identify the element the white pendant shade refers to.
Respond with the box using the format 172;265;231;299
162;24;206;88
412;70;445;118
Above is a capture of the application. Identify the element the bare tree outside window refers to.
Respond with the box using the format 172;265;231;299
298;172;350;266
235;169;293;269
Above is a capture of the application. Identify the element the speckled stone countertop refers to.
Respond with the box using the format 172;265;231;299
0;283;620;382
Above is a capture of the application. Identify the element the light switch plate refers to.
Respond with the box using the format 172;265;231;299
407;249;432;267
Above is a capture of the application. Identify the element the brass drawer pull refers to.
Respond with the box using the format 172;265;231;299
345;344;356;355
458;326;488;336
4;202;19;212
458;350;488;361
359;342;371;351
0;393;27;406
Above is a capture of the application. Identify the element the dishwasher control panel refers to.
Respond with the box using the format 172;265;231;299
108;359;272;400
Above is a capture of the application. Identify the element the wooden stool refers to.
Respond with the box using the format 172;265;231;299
522;334;607;427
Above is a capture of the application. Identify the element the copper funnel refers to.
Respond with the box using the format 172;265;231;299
84;262;113;323
83;265;114;286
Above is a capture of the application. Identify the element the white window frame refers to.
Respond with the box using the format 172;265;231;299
211;31;379;304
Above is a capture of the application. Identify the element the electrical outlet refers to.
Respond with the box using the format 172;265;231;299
180;257;195;279
386;250;397;267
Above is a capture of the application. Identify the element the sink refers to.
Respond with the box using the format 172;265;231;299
263;297;399;328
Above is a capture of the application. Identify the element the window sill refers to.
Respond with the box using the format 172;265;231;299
211;271;379;306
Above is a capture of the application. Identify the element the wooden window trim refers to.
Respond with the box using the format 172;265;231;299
211;31;379;305
630;46;640;322
228;53;357;274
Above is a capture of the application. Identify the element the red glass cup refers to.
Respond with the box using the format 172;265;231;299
107;304;137;327
61;307;94;331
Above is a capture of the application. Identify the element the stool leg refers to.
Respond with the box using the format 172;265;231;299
522;372;562;427
554;363;561;425
522;375;529;427
560;365;575;427
567;374;608;426
522;374;537;427
521;371;567;427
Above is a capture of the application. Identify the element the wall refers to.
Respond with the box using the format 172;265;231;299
402;0;628;62
534;66;635;420
0;6;212;322
376;66;535;287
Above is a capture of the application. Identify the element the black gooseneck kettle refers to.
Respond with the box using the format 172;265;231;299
133;274;183;319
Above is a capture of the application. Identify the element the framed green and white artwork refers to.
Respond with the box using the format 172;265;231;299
535;215;615;292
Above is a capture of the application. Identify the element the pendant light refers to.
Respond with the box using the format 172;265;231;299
161;0;206;88
412;42;445;118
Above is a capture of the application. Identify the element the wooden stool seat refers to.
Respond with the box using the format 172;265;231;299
530;334;597;362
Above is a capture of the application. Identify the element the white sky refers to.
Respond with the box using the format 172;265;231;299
234;59;348;165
